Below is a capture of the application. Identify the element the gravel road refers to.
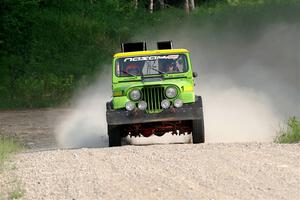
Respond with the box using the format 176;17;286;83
1;110;300;199
7;143;300;200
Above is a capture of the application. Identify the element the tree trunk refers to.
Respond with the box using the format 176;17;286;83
159;0;165;9
184;0;190;14
189;0;195;11
149;0;154;13
134;0;138;9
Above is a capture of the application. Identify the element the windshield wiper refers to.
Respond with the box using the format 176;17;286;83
121;70;137;77
150;67;165;74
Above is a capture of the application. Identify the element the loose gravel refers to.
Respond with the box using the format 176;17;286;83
8;143;300;200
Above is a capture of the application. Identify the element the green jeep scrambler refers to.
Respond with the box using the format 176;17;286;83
106;41;204;147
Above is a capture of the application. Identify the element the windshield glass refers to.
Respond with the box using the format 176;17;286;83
115;54;188;77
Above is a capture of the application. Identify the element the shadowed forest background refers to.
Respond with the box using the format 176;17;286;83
0;0;299;108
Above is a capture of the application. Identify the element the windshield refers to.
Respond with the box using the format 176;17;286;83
115;54;188;77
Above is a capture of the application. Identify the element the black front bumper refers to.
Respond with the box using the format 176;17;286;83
106;96;203;125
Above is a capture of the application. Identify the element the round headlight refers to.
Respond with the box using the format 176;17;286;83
129;89;141;101
125;101;135;111
165;87;177;98
174;99;183;108
161;99;170;109
138;101;147;110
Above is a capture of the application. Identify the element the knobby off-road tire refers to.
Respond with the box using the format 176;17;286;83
192;118;205;143
108;125;121;147
192;96;205;143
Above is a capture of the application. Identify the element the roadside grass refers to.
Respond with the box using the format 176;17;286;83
0;137;23;168
0;137;24;200
275;116;300;143
0;181;25;200
7;184;25;200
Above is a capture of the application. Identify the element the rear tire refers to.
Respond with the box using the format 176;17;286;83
108;125;121;147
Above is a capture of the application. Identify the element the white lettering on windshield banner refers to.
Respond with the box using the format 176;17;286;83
124;55;179;62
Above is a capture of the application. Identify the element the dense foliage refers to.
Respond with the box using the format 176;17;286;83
0;0;299;108
0;0;153;108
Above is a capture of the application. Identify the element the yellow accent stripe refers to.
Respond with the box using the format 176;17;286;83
114;49;189;58
113;91;123;97
184;86;194;92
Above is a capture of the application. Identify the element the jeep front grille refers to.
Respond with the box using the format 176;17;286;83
141;86;164;113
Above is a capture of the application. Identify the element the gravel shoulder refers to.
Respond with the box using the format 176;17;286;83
10;143;300;200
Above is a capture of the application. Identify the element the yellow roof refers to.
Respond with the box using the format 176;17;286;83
113;49;189;58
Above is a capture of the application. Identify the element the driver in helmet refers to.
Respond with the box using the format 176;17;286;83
165;61;179;73
124;62;140;76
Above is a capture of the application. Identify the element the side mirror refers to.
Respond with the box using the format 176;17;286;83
193;72;198;78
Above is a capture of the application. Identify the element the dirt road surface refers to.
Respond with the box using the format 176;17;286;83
1;110;300;199
0;109;69;149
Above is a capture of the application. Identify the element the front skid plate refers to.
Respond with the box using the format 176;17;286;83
106;99;203;125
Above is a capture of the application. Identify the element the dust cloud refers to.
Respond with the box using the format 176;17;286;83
199;23;299;142
56;11;299;148
55;71;111;148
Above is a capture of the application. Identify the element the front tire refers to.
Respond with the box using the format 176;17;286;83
108;125;121;147
192;118;205;143
192;96;205;144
